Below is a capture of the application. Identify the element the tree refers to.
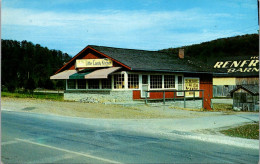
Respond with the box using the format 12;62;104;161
25;78;36;94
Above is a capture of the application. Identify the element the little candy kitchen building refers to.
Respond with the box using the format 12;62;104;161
51;45;219;110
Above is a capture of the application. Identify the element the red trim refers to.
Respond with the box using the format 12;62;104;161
88;47;131;70
55;46;131;74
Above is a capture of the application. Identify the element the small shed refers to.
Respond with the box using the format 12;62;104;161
230;85;259;111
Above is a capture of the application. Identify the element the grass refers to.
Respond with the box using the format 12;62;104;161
212;103;233;111
220;122;259;139
1;91;64;101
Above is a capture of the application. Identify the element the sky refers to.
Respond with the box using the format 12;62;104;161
2;0;259;56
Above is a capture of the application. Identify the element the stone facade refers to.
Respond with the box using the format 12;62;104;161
170;100;203;109
64;90;133;103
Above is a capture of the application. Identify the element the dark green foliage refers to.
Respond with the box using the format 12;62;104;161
55;80;65;90
25;78;36;94
1;39;72;91
160;34;259;62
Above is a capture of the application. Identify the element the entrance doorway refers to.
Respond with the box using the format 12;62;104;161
141;75;149;98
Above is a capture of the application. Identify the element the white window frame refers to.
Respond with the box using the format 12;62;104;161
164;75;176;89
128;74;140;90
113;72;125;90
150;75;163;89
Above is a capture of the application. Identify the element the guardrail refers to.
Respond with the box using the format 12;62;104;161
145;89;205;108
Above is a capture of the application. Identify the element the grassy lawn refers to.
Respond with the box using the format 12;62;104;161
1;91;64;101
220;122;259;139
213;103;233;111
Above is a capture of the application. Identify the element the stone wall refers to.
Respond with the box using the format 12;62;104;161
64;90;133;103
170;100;203;109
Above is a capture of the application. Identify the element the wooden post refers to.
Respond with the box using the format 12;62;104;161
163;91;165;105
145;91;148;104
202;90;204;109
193;90;195;101
184;91;186;108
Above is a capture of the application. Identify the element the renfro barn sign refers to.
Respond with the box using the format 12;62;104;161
213;56;259;73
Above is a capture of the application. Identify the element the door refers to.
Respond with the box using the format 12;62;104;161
141;75;149;98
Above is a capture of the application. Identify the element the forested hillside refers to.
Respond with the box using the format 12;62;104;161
160;34;259;62
2;40;72;92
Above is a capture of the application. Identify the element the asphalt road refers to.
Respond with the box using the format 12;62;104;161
2;111;259;163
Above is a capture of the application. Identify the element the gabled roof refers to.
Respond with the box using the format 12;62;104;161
89;45;220;74
230;85;259;96
55;45;224;74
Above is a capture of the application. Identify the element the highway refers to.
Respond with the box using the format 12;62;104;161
2;111;259;163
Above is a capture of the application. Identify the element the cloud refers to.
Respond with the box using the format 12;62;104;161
2;7;231;30
2;7;254;55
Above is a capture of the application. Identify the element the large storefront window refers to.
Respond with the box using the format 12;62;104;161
114;74;125;89
164;75;175;88
88;79;99;89
77;79;86;89
150;75;162;89
67;80;76;89
128;74;139;89
101;76;112;89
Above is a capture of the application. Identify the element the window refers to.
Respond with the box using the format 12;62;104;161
67;80;76;89
150;75;162;89
77;79;86;89
114;74;124;89
88;79;99;89
128;74;139;89
101;76;112;89
164;75;175;88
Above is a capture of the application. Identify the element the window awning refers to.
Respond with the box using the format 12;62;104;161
50;70;77;80
69;69;96;79
84;67;121;79
66;67;121;79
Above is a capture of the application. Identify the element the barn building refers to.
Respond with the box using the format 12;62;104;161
230;85;259;111
210;56;259;97
50;45;219;110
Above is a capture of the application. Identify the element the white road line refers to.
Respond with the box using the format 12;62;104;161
1;140;20;146
28;153;78;164
15;138;122;164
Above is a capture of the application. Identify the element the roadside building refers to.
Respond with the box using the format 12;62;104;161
230;85;259;111
210;56;259;97
50;45;219;110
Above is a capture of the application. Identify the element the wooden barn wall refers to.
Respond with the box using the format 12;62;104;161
236;77;259;85
213;85;236;97
213;76;259;97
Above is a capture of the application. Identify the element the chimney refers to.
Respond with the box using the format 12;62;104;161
178;49;184;59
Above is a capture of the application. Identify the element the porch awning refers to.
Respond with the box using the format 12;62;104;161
68;67;122;79
69;69;96;79
84;67;121;79
50;70;77;80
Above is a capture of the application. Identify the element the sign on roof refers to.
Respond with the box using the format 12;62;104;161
76;58;113;68
213;56;259;74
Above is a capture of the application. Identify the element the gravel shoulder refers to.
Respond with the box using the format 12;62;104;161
1;97;226;119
